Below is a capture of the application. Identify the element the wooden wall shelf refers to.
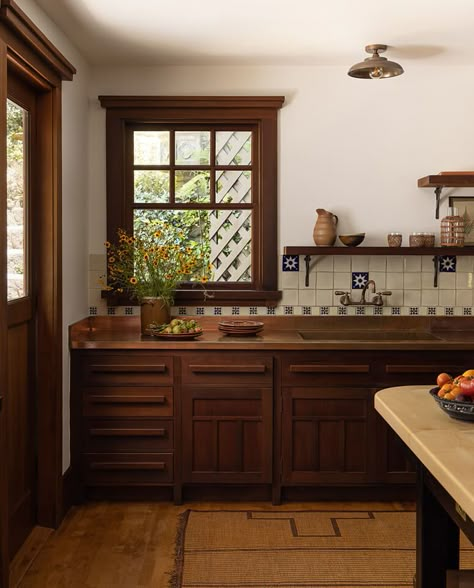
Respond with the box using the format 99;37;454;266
417;173;474;219
283;246;474;288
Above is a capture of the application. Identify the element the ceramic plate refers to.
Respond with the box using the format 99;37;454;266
218;320;264;329
429;387;474;421
145;329;203;340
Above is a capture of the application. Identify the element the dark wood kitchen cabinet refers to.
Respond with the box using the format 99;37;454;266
180;353;273;485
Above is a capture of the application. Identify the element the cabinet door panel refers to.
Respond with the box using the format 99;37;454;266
282;387;376;485
182;353;272;386
182;387;272;483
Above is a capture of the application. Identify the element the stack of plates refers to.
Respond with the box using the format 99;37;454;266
218;320;264;337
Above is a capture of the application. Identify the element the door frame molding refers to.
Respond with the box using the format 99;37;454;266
0;2;75;584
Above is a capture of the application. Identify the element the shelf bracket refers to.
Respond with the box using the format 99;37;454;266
304;255;311;287
434;186;442;219
433;255;439;288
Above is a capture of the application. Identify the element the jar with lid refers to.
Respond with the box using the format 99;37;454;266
440;207;464;247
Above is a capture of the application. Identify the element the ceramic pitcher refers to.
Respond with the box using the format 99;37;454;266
313;209;338;246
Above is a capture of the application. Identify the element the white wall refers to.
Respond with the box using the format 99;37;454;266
89;64;474;253
16;0;90;472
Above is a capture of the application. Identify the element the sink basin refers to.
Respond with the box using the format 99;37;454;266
297;330;442;342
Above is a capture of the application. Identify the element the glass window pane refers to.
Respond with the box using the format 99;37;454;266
175;170;210;203
216;171;251;203
134;170;169;203
7;99;27;301
216;131;252;165
175;131;210;165
133;209;251;283
134;131;169;165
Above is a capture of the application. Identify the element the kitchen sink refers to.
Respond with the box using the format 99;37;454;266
297;330;442;341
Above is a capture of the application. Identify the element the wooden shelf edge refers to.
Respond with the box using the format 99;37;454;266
418;174;474;188
283;246;474;256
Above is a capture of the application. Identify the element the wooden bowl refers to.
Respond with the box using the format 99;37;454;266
338;233;365;247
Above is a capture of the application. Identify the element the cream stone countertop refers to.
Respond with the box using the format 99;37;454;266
69;316;474;350
375;386;474;522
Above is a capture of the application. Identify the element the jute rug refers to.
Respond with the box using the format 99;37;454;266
170;507;474;588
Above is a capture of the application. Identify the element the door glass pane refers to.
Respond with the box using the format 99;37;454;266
134;131;169;165
175;131;210;165
216;131;252;165
7;99;27;300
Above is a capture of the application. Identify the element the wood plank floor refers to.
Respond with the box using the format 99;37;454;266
14;501;413;588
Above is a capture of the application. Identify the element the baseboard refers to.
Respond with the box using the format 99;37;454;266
61;466;78;518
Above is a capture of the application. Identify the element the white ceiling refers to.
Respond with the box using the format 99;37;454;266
35;0;474;67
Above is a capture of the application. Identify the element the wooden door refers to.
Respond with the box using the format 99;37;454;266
6;75;38;560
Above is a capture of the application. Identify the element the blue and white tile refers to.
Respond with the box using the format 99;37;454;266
456;272;473;289
404;256;421;272
387;256;403;273
351;272;369;289
282;254;299;272
439;255;456;272
404;273;421;289
456;289;473;307
439;289;456;306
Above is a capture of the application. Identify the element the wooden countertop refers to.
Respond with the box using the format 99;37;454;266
69;316;474;350
375;386;474;522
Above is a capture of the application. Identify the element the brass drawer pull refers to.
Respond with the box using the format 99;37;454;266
189;364;266;373
90;395;167;404
90;462;166;471
289;364;370;373
90;364;167;373
90;428;167;437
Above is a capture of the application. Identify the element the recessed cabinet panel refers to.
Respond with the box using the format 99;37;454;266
181;353;272;386
83;386;173;417
82;353;173;386
83;453;173;485
83;418;173;453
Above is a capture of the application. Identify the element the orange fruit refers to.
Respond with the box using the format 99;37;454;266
440;382;454;393
463;369;474;377
437;372;453;387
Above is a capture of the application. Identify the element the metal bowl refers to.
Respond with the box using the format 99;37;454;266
338;233;365;247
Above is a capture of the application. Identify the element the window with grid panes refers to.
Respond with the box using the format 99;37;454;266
100;96;284;306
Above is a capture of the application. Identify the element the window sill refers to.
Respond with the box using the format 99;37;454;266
101;289;282;308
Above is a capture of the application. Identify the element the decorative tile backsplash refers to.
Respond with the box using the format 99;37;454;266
88;253;474;317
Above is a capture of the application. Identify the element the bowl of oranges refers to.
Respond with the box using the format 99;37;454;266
430;370;474;420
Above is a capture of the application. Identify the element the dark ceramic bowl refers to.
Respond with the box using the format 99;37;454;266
338;233;365;247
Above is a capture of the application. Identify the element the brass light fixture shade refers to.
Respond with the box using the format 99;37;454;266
348;44;404;79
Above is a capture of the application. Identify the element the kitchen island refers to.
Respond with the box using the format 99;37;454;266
375;386;474;588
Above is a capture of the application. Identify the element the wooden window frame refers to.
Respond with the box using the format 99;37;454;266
0;1;75;581
99;96;284;307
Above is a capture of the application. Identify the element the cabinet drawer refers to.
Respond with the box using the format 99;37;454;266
83;419;173;453
182;353;272;385
82;354;173;386
281;354;372;386
83;387;173;417
83;453;173;485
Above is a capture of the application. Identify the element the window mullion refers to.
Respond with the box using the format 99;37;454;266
170;130;175;204
210;129;216;204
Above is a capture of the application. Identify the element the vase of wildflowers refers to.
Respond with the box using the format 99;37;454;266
105;222;212;333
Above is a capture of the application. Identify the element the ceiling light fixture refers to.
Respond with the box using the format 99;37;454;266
348;44;404;79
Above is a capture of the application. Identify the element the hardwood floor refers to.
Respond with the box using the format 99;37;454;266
14;501;413;588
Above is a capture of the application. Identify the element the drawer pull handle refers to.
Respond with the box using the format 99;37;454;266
90;462;166;471
385;365;463;374
90;428;167;437
289;364;370;373
90;395;167;404
90;364;167;373
189;364;266;373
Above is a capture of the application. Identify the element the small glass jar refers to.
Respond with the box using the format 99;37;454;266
387;232;402;247
423;233;435;247
409;232;425;247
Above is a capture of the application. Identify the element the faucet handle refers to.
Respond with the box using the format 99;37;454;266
335;290;348;295
378;291;392;296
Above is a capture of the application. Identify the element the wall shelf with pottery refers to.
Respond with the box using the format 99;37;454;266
418;172;474;219
283;246;474;288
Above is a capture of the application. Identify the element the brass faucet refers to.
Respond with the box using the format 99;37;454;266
335;280;392;306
